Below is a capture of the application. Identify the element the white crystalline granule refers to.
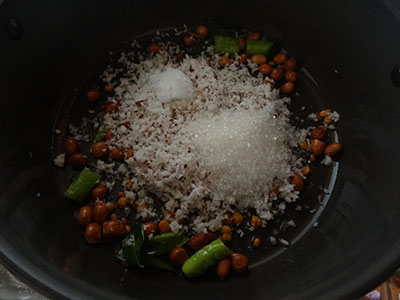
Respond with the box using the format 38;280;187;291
149;67;194;102
186;108;298;209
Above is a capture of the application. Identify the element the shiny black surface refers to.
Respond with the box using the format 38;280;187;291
1;0;400;299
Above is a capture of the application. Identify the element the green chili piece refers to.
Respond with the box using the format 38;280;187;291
246;39;274;56
64;169;101;202
214;35;240;54
181;239;230;278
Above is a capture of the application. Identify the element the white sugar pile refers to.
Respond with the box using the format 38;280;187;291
100;46;307;233
149;67;194;102
186;108;299;211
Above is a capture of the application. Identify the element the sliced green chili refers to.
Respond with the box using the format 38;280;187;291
246;40;274;56
182;239;230;278
214;35;240;54
64;169;101;202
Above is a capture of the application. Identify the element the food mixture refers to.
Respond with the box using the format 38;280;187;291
54;25;342;279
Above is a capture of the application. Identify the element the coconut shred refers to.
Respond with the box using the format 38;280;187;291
98;47;308;233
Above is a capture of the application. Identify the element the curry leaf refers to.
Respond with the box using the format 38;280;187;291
143;232;186;256
141;255;176;272
122;225;145;266
94;127;107;142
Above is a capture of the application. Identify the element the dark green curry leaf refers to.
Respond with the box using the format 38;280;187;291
186;39;212;57
143;231;186;256
122;225;145;266
141;255;176;272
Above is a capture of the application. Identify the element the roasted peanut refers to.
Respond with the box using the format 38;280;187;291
204;232;216;244
184;34;195;46
251;216;262;228
158;220;171;233
103;220;126;239
285;70;298;82
253;237;261;247
220;56;233;67
143;221;157;236
221;233;232;242
169;247;189;266
302;165;311;176
195;26;208;37
147;43;161;53
190;232;208;250
86;90;100;102
259;63;273;75
92;187;107;200
93;202;108;223
273;53;288;65
231;253;248;272
310;139;326;156
65;137;78;155
247;32;261;40
232;212;244;225
110;148;123;160
238;53;250;64
280;81;295;93
68;153;87;168
104;84;114;92
104;100;120;114
220;225;231;234
117;197;127;209
291;173;303;191
325;142;342;156
251;54;267;65
91;141;108;158
319;109;332;117
270;68;285;81
85;223;102;245
217;258;231;279
78;206;92;226
105;128;113;140
310;125;326;139
238;37;246;50
283;58;297;71
299;140;310;150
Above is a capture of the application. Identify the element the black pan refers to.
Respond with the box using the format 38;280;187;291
1;0;400;299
